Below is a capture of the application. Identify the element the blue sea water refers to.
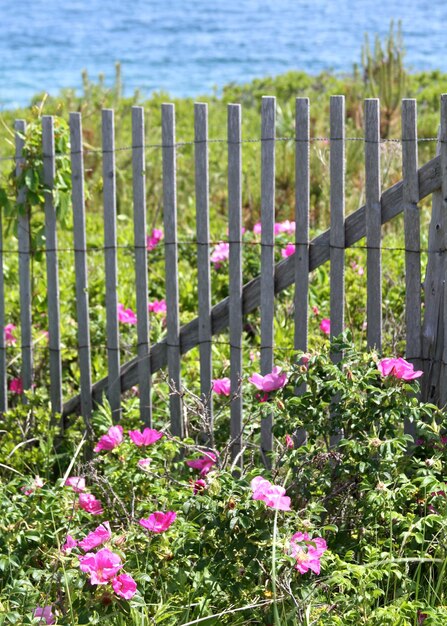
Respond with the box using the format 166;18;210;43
0;0;446;109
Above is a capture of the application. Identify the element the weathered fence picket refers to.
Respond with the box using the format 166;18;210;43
402;99;420;436
293;97;310;447
329;95;345;347
0;208;6;413
102;109;121;422
42;116;63;416
5;94;447;463
402;99;421;363
260;96;276;464
194;102;213;430
132;106;152;426
15;119;33;399
365;99;382;350
228;103;243;463
70;112;93;428
329;95;345;448
440;94;447;408
294;98;310;356
162;103;183;437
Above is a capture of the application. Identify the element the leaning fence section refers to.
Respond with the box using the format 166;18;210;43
3;94;447;463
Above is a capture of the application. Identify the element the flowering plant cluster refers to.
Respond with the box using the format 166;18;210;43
3;342;447;624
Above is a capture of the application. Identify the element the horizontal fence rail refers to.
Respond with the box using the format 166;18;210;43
61;146;442;413
1;95;447;464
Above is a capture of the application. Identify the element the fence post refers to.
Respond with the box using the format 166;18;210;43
402;99;421;436
260;96;276;466
440;95;447;407
162;103;183;437
0;206;6;413
42;116;63;416
194;102;213;435
294;97;310;447
15;120;33;400
102;109;121;423
421;98;447;405
329;95;345;447
365;99;382;351
132;106;152;425
228;103;243;465
69;112;93;431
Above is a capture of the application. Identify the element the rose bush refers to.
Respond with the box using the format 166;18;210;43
2;341;447;624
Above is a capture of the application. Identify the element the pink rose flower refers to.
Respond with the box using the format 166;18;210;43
128;428;163;447
139;511;177;533
350;260;364;276
62;534;77;554
210;242;229;269
79;493;104;515
64;476;86;493
193;478;207;494
146;228;163;251
281;243;295;258
4;323;16;345
78;522;112;551
117;303;137;325
253;222;262;235
319;318;331;336
186;451;217;476
274;220;295;235
148;299;167;315
21;476;44;496
285;434;294;449
112;572;137;599
33;605;55;625
137;458;152;468
249;366;287;393
94;425;123;452
212;377;231;396
289;532;327;575
377;357;423;381
250;476;291;511
9;377;23;394
79;547;123;585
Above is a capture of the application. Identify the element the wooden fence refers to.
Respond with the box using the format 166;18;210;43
1;94;447;458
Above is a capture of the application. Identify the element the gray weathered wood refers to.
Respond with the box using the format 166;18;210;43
421;127;444;405
162;103;183;437
194;102;213;430
63;149;442;420
294;98;310;354
132;106;151;425
330;96;345;345
228;103;243;463
42;116;62;415
441;95;447;407
102;109;121;422
294;97;310;447
402;100;421;359
402;99;421;436
70;113;93;428
260;96;275;463
15;119;33;398
0;208;6;413
329;96;345;447
365;99;382;351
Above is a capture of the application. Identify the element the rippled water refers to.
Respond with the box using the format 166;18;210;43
1;0;446;108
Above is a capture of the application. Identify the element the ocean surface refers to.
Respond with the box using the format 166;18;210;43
1;0;446;109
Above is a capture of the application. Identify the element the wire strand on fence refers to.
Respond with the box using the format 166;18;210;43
0;241;442;255
0;134;441;164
